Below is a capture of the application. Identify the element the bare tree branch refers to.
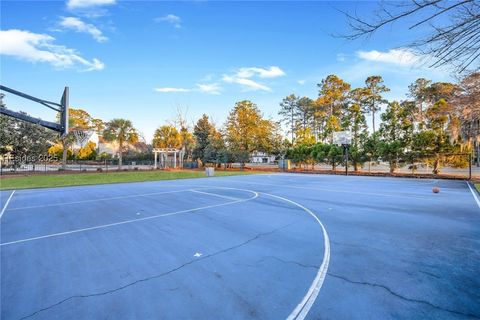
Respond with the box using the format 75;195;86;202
339;0;480;73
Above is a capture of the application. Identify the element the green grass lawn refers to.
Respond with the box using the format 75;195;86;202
0;170;258;190
476;184;480;192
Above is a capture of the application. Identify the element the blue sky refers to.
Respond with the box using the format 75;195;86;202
1;0;453;142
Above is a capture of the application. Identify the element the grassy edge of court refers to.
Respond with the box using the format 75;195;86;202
476;184;480;193
0;170;260;190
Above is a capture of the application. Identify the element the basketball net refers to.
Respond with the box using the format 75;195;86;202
72;129;94;148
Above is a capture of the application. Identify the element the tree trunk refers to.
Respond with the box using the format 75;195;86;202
476;142;479;167
433;157;440;175
372;110;376;135
291;109;294;144
61;139;68;170
389;160;396;174
118;142;123;170
353;161;358;172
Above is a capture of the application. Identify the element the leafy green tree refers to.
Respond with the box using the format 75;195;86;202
225;100;279;167
327;144;344;171
203;130;228;167
363;132;381;166
412;98;458;174
153;125;182;149
287;143;313;169
363;76;389;134
343;91;369;171
310;143;343;171
408;78;432;128
378;101;414;173
103;119;139;169
1;114;57;166
192;114;216;165
297;97;314;132
279;94;299;143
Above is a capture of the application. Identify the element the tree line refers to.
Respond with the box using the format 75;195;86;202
1;72;478;173
279;72;478;173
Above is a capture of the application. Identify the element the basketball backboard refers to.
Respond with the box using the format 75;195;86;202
0;85;69;137
333;131;352;145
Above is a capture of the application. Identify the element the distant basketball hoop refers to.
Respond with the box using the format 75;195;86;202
333;131;352;146
333;131;352;176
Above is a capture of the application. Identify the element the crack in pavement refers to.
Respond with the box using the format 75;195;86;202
19;223;293;320
327;273;479;319
258;256;319;270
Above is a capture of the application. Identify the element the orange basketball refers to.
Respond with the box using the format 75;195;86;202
432;187;440;193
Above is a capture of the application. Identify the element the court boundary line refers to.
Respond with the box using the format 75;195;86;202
466;181;480;210
0;189;258;246
261;192;330;320
0;190;15;220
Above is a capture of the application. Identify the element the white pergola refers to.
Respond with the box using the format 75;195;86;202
153;148;185;169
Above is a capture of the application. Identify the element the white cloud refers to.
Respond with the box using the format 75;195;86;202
154;83;222;94
236;66;285;78
297;79;306;85
0;29;104;71
154;14;182;28
67;0;115;9
59;17;107;42
222;66;284;92
356;48;423;67
223;75;272;92
196;83;221;95
154;87;190;93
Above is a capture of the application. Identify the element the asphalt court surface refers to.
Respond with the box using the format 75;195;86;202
1;173;479;319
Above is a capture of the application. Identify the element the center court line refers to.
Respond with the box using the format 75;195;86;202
6;189;195;211
0;189;258;246
0;190;16;220
466;181;480;210
189;189;240;201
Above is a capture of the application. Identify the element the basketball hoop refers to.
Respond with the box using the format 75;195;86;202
72;128;94;148
333;131;352;146
333;131;352;176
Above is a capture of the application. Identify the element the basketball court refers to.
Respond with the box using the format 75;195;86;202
1;174;479;319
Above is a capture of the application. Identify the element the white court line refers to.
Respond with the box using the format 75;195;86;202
0;189;258;246
0;190;16;221
466;182;480;210
261;193;329;320
190;189;240;201
6;189;193;211
225;179;431;200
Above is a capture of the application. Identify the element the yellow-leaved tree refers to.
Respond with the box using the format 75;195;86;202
225;100;280;168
